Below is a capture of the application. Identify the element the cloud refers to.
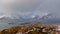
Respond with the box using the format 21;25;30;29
0;0;60;19
35;0;60;18
0;0;41;18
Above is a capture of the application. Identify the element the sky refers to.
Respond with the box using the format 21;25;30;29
0;0;60;19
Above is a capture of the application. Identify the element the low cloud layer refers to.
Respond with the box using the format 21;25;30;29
0;0;60;19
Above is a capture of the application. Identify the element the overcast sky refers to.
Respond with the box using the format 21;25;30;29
0;0;60;19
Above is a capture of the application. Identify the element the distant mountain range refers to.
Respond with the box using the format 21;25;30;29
39;14;60;24
0;13;60;24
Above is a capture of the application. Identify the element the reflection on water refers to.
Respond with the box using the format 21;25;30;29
0;22;31;30
0;23;18;30
0;23;9;30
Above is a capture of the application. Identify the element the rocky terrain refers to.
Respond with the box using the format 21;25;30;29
0;23;60;34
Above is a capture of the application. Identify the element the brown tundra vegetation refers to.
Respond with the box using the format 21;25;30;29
0;23;60;34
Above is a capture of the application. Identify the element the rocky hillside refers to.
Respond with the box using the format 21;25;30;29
0;23;60;34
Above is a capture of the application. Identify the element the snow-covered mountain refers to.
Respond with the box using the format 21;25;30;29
39;13;60;24
0;14;39;23
0;13;60;24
